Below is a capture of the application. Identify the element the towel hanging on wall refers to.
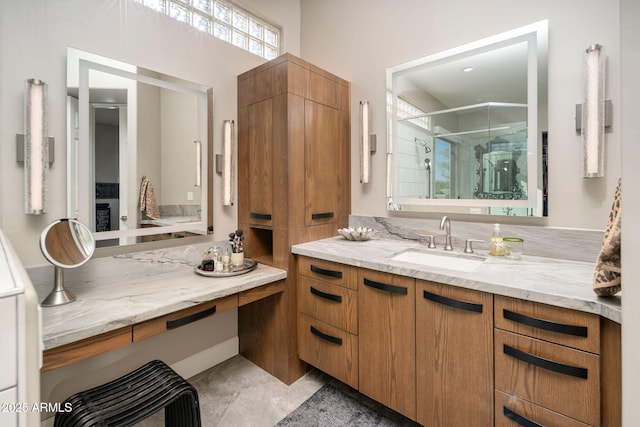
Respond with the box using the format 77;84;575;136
593;177;621;296
139;177;159;220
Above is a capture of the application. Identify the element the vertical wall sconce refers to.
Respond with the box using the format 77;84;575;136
194;140;202;187
18;79;53;214
360;101;373;183
221;120;235;206
581;44;606;178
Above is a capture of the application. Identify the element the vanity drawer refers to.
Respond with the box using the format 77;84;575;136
133;295;238;342
496;390;590;427
298;256;357;290
298;275;357;334
495;295;600;353
495;329;600;426
297;313;358;389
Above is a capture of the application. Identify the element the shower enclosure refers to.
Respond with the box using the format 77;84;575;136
395;102;528;202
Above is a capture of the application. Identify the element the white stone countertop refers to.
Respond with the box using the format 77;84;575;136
140;216;202;227
292;236;621;324
28;244;286;350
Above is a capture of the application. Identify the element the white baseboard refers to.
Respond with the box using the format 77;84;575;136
40;338;239;426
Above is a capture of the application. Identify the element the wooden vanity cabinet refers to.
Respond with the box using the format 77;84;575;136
416;280;494;426
237;54;350;384
494;295;620;427
297;257;358;388
294;255;621;426
358;269;416;420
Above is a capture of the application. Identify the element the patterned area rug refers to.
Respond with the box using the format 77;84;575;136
275;383;418;427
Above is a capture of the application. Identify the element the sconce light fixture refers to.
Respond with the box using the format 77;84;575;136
580;44;606;178
216;120;235;206
360;101;376;183
194;140;202;187
17;79;53;214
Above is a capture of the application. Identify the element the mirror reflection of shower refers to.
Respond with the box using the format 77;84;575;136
415;138;432;199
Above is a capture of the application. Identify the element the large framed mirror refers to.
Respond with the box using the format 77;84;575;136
67;48;213;247
386;20;548;217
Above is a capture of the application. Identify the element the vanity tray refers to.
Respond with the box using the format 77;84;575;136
194;258;257;277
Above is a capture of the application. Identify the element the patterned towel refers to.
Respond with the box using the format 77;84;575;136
593;178;621;296
139;177;160;220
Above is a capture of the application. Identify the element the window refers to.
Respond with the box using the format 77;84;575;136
134;0;281;60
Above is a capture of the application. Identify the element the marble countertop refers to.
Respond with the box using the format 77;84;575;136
140;216;202;227
292;236;621;323
28;244;286;350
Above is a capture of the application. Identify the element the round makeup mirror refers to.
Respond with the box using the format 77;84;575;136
39;218;95;306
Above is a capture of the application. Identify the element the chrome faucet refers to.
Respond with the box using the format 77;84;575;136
440;215;453;251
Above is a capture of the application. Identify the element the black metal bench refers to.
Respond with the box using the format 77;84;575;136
54;360;202;426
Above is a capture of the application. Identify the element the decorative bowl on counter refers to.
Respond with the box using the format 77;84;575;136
338;227;376;241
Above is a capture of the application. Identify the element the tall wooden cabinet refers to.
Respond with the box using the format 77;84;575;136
237;54;351;384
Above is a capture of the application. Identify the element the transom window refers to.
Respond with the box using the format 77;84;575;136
134;0;281;60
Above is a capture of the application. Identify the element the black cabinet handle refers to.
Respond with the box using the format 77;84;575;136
363;277;407;295
310;265;343;279
310;326;342;345
503;407;544;427
311;212;334;220
503;344;588;379
423;290;483;313
166;305;217;330
310;286;342;303
503;309;588;338
250;212;272;220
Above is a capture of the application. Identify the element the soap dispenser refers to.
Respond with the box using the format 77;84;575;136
489;223;504;256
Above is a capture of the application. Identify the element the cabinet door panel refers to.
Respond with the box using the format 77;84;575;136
416;280;494;427
305;101;348;226
358;269;415;420
495;295;599;353
298;275;358;334
247;98;274;226
495;329;600;426
298;313;358;389
496;390;590;427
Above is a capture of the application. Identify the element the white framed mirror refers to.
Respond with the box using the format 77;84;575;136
386;20;548;217
66;48;213;247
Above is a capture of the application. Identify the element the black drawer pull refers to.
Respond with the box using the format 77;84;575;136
310;265;343;279
250;212;272;220
311;212;334;220
503;406;544;427
503;344;588;379
310;326;342;345
423;290;483;313
503;309;588;337
310;286;342;302
363;278;407;295
166;305;217;330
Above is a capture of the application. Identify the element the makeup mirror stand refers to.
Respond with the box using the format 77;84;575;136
41;267;74;306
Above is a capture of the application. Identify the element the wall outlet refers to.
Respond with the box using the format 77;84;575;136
187;191;194;201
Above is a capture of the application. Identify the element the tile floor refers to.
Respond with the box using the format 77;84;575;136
136;355;328;426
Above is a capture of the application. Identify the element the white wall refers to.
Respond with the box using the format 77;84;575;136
0;0;300;267
300;0;621;230
620;0;640;424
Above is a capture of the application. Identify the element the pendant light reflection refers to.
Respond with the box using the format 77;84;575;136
24;79;49;214
581;44;605;178
360;101;371;183
222;120;235;206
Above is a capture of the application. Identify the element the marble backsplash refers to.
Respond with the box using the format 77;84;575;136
159;204;200;217
349;215;604;263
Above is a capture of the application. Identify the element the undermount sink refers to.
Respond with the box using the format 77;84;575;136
390;249;485;272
